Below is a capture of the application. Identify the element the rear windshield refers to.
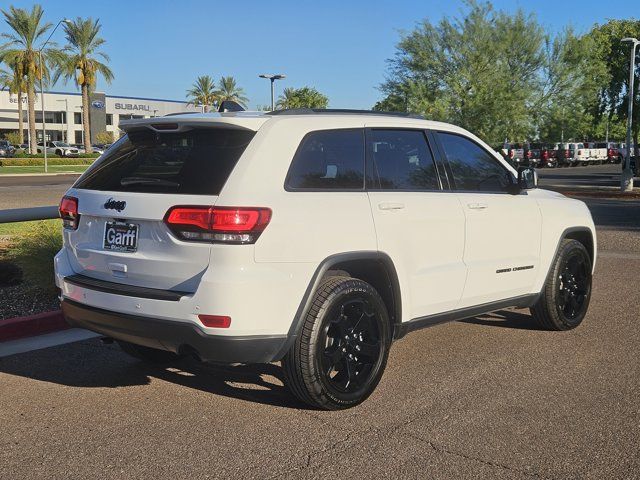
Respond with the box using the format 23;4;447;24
75;127;255;195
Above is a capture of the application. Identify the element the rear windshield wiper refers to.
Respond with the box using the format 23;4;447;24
120;177;180;187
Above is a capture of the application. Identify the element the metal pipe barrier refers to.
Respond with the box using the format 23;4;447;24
0;206;59;224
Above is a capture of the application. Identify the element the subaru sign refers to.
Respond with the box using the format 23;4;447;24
92;100;105;109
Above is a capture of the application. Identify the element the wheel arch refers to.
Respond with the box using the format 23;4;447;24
539;227;596;290
275;251;402;360
563;227;595;266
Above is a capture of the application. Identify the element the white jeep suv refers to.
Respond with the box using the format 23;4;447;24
55;110;596;410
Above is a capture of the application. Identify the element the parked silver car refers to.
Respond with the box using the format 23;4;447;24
37;141;80;157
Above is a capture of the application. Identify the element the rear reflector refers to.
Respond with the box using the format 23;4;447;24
198;315;231;328
59;195;79;230
164;206;271;244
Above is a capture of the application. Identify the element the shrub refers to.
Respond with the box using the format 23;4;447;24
95;131;114;144
5;220;61;292
0;157;95;166
13;151;100;159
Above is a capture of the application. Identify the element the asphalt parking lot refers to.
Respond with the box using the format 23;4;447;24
1;193;639;479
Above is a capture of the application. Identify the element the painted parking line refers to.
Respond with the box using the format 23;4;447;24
0;328;100;358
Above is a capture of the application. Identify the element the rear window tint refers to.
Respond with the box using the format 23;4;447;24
75;128;255;195
286;129;365;190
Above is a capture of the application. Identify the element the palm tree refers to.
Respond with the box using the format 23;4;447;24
0;60;26;144
216;76;248;108
56;17;113;154
186;75;217;112
1;5;54;154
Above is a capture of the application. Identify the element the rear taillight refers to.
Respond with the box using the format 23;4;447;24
164;206;272;244
542;150;549;160
509;150;514;158
527;150;532;158
59;195;79;230
565;149;570;157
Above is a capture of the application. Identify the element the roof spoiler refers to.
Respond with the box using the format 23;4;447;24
218;101;245;112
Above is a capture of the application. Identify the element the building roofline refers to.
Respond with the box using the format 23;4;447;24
22;89;191;105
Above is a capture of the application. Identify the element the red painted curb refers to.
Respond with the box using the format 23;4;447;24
0;310;69;342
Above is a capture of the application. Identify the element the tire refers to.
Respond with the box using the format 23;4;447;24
282;276;392;410
531;239;592;331
117;340;182;364
55;149;63;157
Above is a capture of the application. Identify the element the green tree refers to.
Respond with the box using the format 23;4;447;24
0;60;26;144
537;29;607;142
186;75;217;112
588;20;640;147
3;130;21;145
0;5;59;154
216;76;248;107
55;17;113;154
276;86;329;109
378;1;546;145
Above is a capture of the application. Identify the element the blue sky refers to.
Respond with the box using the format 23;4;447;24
1;0;637;108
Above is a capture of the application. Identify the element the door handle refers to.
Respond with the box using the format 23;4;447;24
378;202;405;211
467;203;488;210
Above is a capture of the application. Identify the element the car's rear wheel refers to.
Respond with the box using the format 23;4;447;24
282;276;391;410
531;239;592;331
117;340;183;364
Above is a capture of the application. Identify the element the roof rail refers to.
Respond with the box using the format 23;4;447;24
266;108;425;119
163;111;203;117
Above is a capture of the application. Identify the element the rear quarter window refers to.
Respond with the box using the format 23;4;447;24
286;129;365;190
74;127;255;195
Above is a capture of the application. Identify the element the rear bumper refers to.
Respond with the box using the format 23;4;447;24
61;299;289;364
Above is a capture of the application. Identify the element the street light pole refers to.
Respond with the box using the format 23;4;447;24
39;18;70;173
621;37;639;192
259;74;286;110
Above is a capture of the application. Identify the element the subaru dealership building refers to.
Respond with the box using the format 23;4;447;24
0;90;199;144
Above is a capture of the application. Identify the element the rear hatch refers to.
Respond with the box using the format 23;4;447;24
63;123;256;292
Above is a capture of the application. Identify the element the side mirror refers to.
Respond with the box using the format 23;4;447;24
517;166;537;190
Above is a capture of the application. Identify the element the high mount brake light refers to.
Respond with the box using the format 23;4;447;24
164;206;272;244
59;195;79;230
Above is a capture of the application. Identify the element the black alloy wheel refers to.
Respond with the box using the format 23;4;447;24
318;298;383;395
556;249;590;321
531;239;592;330
282;276;391;410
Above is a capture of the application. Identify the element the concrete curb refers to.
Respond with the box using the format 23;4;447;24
556;190;640;199
0;310;69;342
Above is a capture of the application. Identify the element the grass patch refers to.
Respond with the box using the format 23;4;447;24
0;219;62;292
0;165;89;174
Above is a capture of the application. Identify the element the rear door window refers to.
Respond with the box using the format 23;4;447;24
368;129;440;190
286;129;365;190
75;127;255;195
